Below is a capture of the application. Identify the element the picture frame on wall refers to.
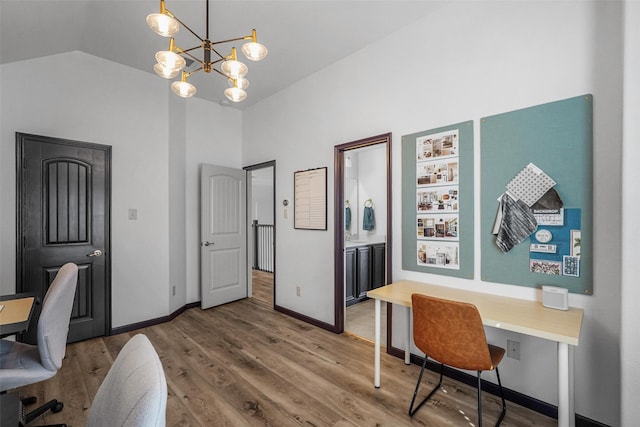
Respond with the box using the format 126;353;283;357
402;121;474;279
294;167;327;230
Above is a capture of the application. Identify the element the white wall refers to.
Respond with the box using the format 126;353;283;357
169;96;187;313
621;1;640;424
242;2;624;424
0;51;242;326
0;51;170;326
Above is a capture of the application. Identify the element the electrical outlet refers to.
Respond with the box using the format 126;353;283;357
507;340;521;360
296;286;301;296
128;208;137;220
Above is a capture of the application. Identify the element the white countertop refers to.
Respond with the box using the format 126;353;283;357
344;236;386;248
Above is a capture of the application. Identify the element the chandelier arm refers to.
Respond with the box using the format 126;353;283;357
211;68;228;78
209;47;226;61
179;50;204;65
185;66;204;76
168;12;205;42
178;45;202;54
211;35;252;46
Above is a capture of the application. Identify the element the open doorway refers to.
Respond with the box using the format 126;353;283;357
245;161;276;308
334;134;392;340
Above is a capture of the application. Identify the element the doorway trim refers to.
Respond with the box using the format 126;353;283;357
244;160;276;308
334;133;392;334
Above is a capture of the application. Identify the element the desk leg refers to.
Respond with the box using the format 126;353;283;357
374;298;381;388
558;342;575;427
405;306;411;365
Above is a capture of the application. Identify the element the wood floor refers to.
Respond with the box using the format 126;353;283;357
253;269;385;343
345;299;387;344
17;272;556;426
251;269;274;308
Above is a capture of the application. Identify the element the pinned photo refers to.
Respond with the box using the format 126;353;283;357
417;214;459;240
417;241;460;270
416;159;459;187
416;129;459;161
571;230;581;258
417;186;459;213
530;259;562;275
563;255;580;277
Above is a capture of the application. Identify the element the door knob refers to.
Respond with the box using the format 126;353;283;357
202;241;214;247
87;249;103;257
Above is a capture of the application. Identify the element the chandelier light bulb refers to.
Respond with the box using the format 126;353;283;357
241;29;268;61
171;71;196;98
221;59;248;79
221;47;248;79
146;13;179;37
241;42;268;61
228;77;249;90
171;81;197;98
154;63;180;79
155;50;186;72
224;86;247;103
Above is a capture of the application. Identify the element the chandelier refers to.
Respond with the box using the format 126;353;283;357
146;0;268;101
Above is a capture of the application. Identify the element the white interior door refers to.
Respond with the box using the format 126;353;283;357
200;164;247;309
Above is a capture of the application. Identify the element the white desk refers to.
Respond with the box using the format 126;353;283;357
367;280;583;427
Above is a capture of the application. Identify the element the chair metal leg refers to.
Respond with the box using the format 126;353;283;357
408;359;444;417
477;369;507;427
477;371;483;427
24;398;64;424
21;396;37;406
495;367;506;426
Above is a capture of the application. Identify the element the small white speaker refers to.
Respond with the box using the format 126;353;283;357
542;285;569;310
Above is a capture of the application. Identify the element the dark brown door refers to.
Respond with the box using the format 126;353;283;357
17;133;111;344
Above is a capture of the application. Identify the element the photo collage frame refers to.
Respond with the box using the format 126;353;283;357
415;129;461;270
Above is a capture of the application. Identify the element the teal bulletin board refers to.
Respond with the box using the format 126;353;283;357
402;121;474;279
481;95;593;294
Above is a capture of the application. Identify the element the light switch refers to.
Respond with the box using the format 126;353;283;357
128;208;137;220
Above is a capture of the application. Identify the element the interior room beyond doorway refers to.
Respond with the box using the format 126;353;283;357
246;163;275;309
338;135;391;342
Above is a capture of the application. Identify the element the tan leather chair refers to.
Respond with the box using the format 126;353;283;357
408;293;506;426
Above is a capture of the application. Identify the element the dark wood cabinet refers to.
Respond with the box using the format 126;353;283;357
356;246;371;299
345;243;385;306
371;243;386;290
345;247;357;305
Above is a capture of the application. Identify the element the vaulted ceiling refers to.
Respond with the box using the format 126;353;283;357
1;1;442;108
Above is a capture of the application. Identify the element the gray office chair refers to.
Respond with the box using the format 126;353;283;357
0;262;78;426
87;334;167;427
